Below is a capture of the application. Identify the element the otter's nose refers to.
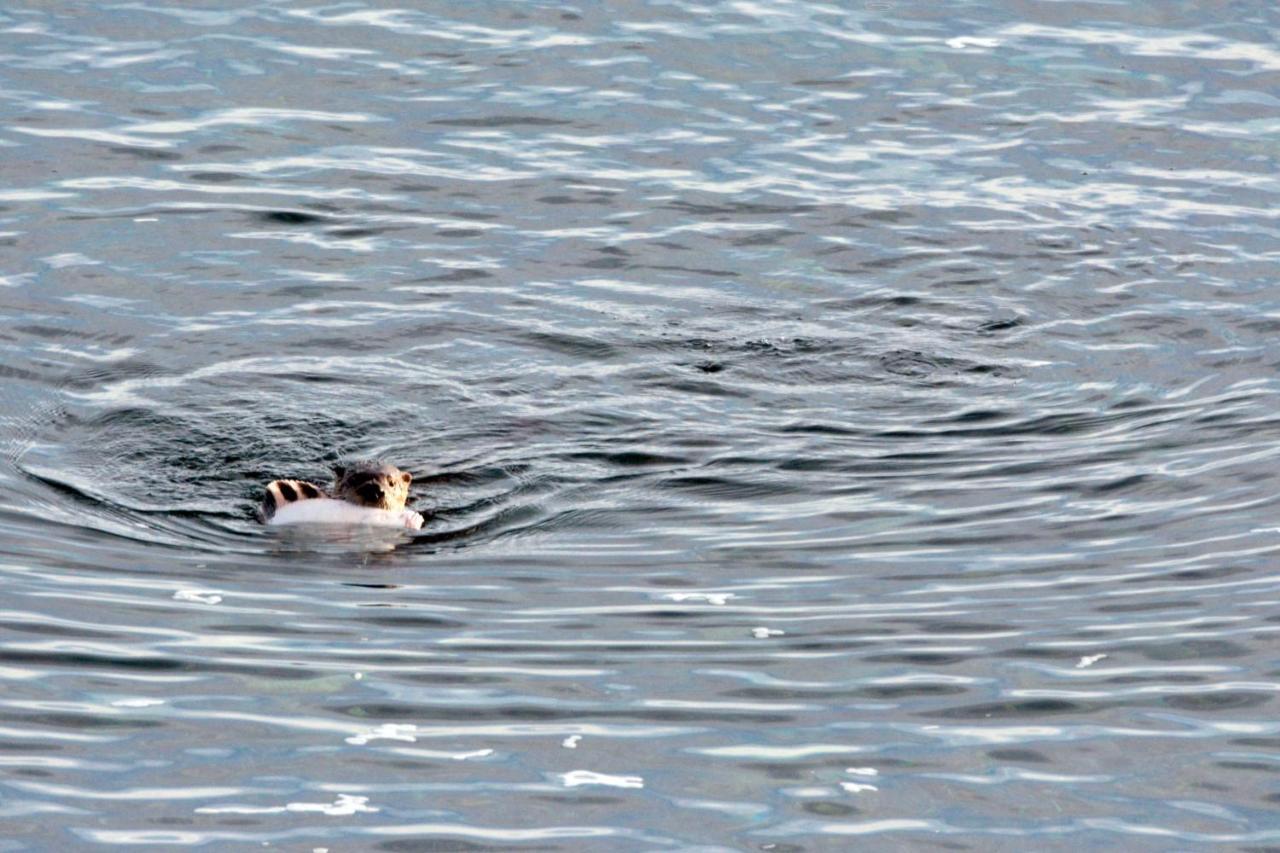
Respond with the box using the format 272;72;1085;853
358;483;385;502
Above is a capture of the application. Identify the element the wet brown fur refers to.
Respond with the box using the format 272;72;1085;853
331;460;412;512
259;460;413;521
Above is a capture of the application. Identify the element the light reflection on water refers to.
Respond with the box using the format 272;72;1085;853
1;0;1279;849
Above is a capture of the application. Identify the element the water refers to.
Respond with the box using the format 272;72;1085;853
2;1;1279;849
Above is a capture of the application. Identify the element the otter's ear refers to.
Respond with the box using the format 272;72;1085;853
332;464;346;481
401;471;412;485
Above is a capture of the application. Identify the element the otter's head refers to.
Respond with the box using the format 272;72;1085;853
332;460;413;511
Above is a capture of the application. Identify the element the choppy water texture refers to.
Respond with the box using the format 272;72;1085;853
1;1;1279;849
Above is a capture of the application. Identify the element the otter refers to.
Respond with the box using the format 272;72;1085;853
260;461;423;529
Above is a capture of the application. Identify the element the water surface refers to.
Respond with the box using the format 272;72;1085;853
2;1;1280;849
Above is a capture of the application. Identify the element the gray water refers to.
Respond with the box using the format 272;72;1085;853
1;1;1279;849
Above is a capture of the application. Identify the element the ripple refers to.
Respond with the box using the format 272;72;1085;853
1;0;1279;847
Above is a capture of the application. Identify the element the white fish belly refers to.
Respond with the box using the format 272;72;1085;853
269;499;423;529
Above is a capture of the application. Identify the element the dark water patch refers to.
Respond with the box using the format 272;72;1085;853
1215;761;1279;773
1108;675;1212;691
11;325;134;345
399;672;506;686
203;622;354;637
1135;641;1252;661
377;841;527;853
431;116;574;127
1162;692;1273;712
0;740;62;753
567;450;687;467
0;712;163;730
775;422;863;437
793;78;867;88
645;378;751;399
0;363;51;382
61;360;168;391
186;171;245;183
900;620;1013;634
2;2;1279;848
1000;647;1095;661
1229;738;1280;749
663;200;817;216
645;262;737;279
987;749;1050;763
581;255;628;270
0;621;120;639
332;703;796;725
354;615;467;629
538;194;614;205
0;649;184;671
929;699;1086;719
413;268;494;283
877;350;1006;380
328;227;396;239
730;230;798;247
106;146;182;161
976;318;1023;334
0;647;332;681
257;210;328;225
936;409;1010;425
864;653;970;666
658;476;799;501
728;684;968;701
521;331;619;360
1166;566;1250;583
